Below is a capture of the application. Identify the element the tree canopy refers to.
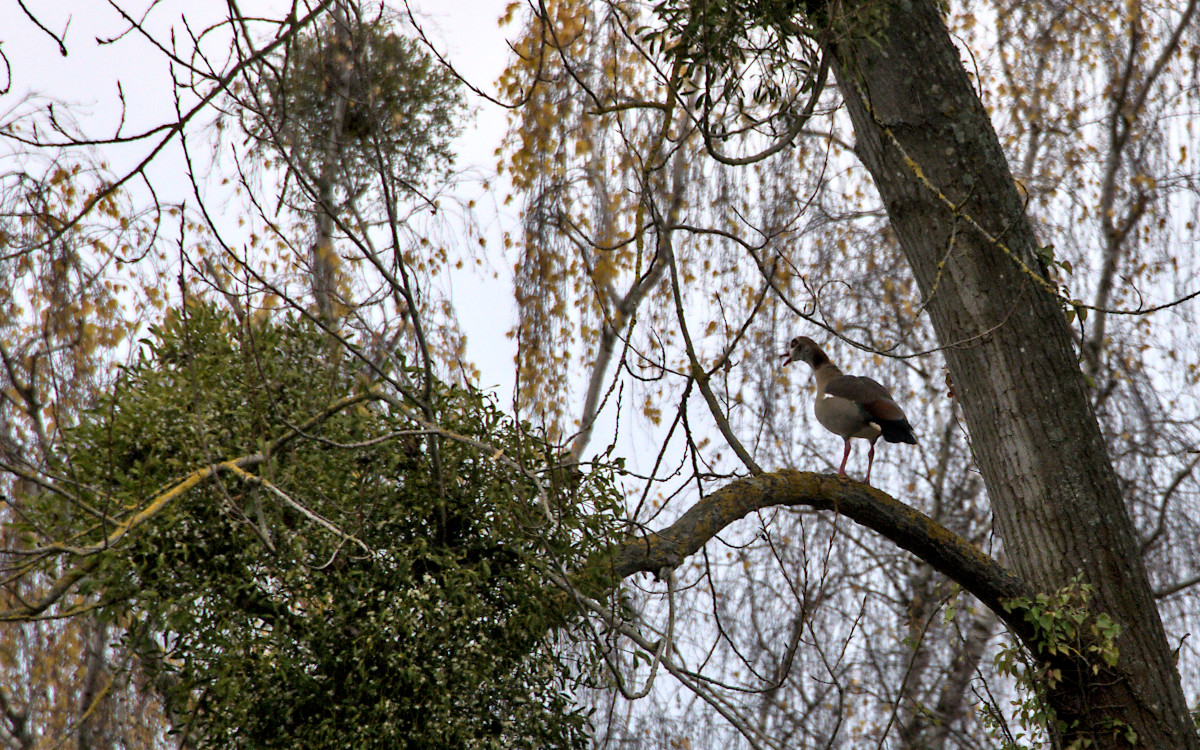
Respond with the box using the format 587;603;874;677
2;0;1200;748
26;302;617;748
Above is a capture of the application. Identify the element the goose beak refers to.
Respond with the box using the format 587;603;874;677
780;351;793;365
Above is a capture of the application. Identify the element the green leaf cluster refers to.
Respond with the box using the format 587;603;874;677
44;304;621;749
248;16;464;194
644;0;818;111
984;577;1127;749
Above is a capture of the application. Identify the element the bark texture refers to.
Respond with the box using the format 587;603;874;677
818;0;1196;745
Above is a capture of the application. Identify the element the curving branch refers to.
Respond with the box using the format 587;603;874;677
608;470;1035;644
594;470;1155;747
15;1;68;57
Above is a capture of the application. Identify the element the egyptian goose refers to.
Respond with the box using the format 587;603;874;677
781;336;917;483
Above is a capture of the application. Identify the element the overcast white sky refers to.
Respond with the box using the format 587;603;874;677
3;1;515;175
3;0;528;394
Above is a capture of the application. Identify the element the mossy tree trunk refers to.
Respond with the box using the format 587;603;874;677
812;0;1196;745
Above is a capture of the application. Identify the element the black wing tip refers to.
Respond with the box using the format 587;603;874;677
879;419;918;444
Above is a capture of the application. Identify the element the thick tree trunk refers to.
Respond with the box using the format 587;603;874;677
816;0;1196;745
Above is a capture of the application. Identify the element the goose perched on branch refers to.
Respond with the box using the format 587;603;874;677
782;336;917;484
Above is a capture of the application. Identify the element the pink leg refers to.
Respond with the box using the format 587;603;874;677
837;439;851;475
865;439;877;484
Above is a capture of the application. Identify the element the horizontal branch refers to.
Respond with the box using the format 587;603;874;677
609;470;1038;644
